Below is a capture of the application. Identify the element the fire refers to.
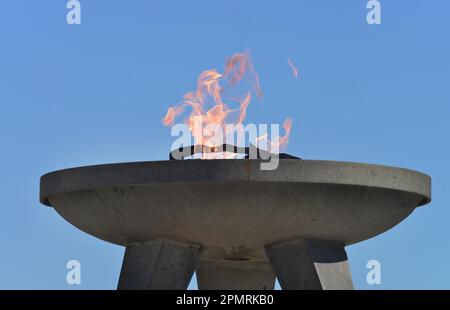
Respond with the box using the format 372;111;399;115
162;51;292;159
287;58;298;79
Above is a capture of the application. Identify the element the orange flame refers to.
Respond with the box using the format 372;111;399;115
162;51;292;158
287;58;298;79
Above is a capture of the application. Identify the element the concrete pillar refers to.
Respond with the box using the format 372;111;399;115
117;240;201;290
196;260;276;290
265;238;353;290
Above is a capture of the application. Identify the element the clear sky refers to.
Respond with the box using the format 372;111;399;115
0;1;449;289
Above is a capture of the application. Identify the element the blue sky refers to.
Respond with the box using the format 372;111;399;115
0;1;449;289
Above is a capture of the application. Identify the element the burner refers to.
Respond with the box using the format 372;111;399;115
169;144;300;160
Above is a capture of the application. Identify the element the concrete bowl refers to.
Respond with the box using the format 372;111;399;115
40;159;431;253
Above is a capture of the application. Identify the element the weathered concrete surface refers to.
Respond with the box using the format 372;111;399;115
40;160;431;251
265;238;353;290
117;240;201;290
196;260;276;290
40;160;431;206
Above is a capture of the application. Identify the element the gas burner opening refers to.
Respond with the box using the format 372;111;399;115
224;257;251;262
169;144;300;160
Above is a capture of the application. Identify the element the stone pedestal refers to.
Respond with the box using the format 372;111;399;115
117;240;201;290
265;238;353;290
196;260;276;290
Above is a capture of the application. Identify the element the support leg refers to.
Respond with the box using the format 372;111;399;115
265;239;353;290
196;260;276;290
117;240;201;290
